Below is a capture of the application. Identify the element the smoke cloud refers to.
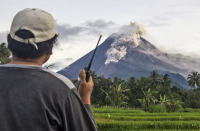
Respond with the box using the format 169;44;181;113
105;22;146;64
118;21;146;47
119;21;146;35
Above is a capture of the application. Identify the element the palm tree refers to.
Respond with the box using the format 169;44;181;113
149;71;161;89
161;74;171;96
187;72;200;88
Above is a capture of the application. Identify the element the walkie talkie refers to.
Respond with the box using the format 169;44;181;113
75;35;102;88
85;35;102;82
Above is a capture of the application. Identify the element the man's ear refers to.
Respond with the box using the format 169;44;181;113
49;43;54;55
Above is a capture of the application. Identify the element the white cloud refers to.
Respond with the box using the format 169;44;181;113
0;32;7;44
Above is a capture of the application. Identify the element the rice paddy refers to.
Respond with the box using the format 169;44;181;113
94;107;200;131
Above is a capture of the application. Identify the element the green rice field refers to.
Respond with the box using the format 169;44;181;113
94;107;200;131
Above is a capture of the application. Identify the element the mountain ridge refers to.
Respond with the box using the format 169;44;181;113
58;33;195;89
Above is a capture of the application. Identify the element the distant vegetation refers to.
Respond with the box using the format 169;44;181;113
91;70;200;112
0;43;11;64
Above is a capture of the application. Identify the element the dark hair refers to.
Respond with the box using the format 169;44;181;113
7;29;57;59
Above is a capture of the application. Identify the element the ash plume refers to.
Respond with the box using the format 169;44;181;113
119;21;146;46
105;22;147;64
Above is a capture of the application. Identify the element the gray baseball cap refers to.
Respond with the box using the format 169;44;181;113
10;8;57;49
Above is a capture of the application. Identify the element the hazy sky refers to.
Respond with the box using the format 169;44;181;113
1;0;200;69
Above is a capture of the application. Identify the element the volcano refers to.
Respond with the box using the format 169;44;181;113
58;22;200;89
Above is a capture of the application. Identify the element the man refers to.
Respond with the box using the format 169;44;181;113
0;8;98;131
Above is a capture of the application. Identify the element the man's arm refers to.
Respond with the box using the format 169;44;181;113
62;70;97;131
78;69;97;127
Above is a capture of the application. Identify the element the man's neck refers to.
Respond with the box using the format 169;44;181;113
9;56;43;66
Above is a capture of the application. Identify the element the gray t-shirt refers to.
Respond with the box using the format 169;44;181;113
0;64;97;131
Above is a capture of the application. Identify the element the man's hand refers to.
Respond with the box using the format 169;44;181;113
78;69;94;104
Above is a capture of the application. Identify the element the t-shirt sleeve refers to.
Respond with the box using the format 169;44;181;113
84;104;97;127
62;88;98;131
44;72;98;131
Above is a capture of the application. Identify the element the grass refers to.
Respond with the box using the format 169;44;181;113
94;107;200;131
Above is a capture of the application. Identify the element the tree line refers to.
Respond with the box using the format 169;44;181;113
91;71;200;112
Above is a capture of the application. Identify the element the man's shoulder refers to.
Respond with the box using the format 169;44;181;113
0;64;76;91
41;68;76;90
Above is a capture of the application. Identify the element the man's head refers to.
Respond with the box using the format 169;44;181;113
7;8;57;65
